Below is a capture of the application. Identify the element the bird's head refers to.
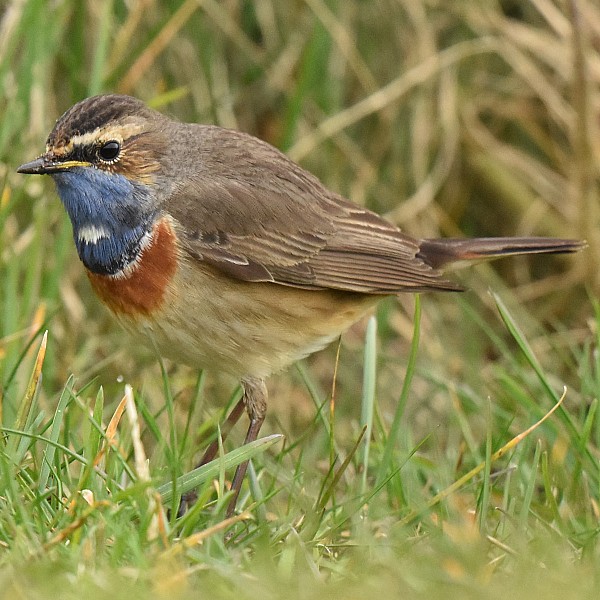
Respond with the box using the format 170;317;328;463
18;95;172;275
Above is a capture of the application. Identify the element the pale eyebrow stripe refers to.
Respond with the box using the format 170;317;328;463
49;123;144;155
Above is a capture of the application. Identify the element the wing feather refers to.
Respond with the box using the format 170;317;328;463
164;125;459;293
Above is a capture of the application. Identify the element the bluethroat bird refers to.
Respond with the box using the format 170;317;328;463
18;94;583;517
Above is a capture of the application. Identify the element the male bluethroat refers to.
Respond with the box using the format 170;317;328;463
18;95;583;517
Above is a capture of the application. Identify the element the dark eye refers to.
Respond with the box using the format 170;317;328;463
98;140;120;162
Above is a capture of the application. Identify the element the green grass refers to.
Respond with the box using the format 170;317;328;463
1;0;599;598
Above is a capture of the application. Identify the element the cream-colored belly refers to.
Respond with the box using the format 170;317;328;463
116;258;378;379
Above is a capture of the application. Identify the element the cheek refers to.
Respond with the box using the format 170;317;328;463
117;138;162;185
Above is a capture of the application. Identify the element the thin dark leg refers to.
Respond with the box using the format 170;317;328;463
199;397;246;466
177;396;246;516
225;377;267;518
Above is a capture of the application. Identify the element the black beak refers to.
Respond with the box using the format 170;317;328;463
17;156;64;175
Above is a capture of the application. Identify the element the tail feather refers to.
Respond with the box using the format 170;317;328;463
417;237;585;270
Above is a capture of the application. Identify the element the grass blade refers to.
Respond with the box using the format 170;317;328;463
493;292;596;484
360;316;377;495
376;295;421;486
398;388;567;527
37;375;74;493
156;434;283;503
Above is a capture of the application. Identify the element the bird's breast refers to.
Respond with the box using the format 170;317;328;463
86;216;179;318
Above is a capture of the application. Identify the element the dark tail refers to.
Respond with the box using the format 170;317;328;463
417;237;585;270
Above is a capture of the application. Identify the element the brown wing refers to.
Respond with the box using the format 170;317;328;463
164;125;461;293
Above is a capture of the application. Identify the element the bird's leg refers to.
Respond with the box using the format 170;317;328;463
225;377;267;518
177;396;246;516
198;397;246;466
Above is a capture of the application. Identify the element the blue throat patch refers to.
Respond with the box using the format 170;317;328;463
52;167;157;276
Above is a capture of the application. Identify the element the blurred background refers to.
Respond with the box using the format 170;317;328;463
0;0;599;503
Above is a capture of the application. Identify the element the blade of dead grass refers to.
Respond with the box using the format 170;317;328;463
7;331;47;456
288;37;499;161
493;292;595;481
397;387;567;527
